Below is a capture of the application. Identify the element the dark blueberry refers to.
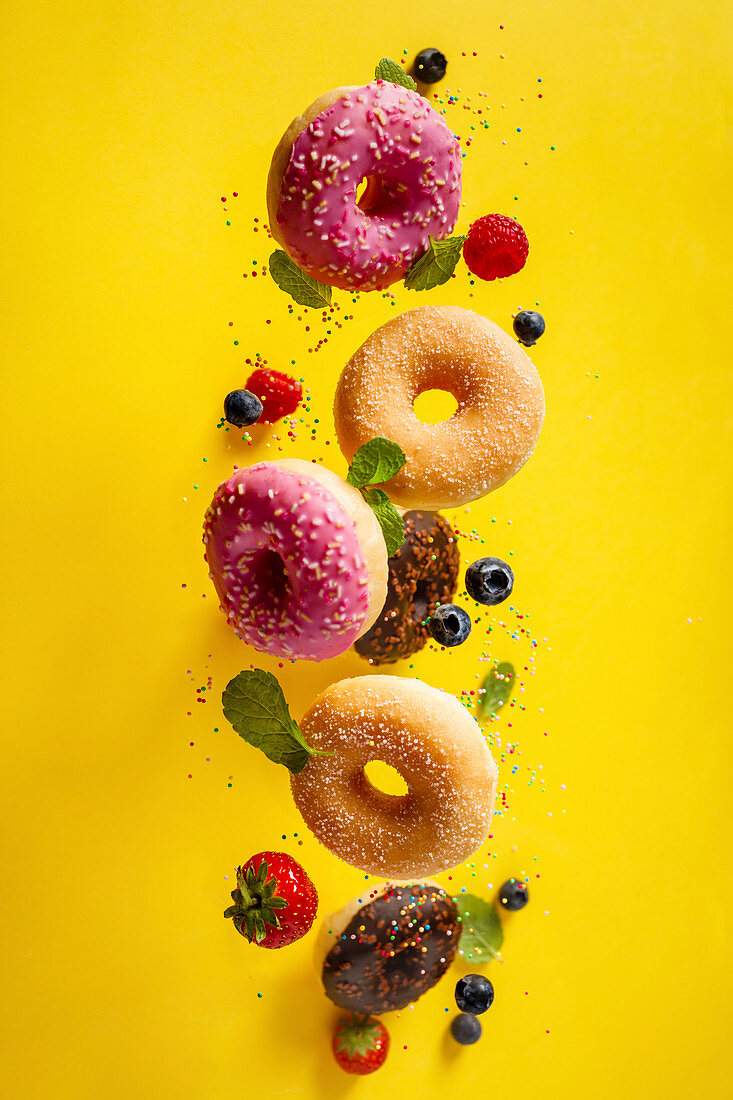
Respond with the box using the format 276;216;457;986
455;974;494;1015
223;389;263;428
450;1013;482;1045
513;310;546;347
465;557;514;606
429;604;471;647
497;878;529;911
414;47;448;84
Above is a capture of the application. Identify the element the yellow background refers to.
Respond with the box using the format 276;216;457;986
1;2;731;1096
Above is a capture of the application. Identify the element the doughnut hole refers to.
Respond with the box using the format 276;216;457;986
241;547;291;616
363;760;409;797
357;175;408;218
412;578;431;622
412;388;459;424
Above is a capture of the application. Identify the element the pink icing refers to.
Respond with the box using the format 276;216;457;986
203;463;371;661
276;80;462;291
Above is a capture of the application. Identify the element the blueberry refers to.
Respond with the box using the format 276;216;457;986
513;310;545;347
455;974;494;1016
450;1013;482;1045
465;557;514;606
414;47;448;84
497;878;529;911
224;389;263;428
429;604;471;647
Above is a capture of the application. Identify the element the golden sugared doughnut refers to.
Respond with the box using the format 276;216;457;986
290;675;498;877
334;305;545;509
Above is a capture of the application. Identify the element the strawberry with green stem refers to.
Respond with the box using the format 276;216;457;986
332;1015;390;1075
223;851;317;949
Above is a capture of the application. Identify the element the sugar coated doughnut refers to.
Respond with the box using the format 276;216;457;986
315;881;461;1014
267;81;462;291
290;675;498;876
203;459;387;662
334;305;546;509
355;509;459;664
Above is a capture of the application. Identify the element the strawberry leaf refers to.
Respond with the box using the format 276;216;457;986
404;234;466;291
269;249;332;308
374;58;417;91
335;1016;384;1057
455;893;504;962
222;669;329;774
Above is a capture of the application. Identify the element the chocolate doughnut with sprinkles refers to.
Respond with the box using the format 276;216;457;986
315;881;462;1014
355;509;460;664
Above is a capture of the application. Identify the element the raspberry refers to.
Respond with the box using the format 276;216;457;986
245;368;302;423
462;214;529;281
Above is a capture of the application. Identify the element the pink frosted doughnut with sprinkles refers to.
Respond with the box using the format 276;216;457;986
266;80;462;291
203;459;388;662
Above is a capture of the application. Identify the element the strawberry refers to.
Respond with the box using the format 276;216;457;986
223;851;317;948
332;1015;390;1075
462;213;529;281
245;368;303;423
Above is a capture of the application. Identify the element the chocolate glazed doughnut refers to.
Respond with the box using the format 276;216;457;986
316;882;461;1014
355;510;459;664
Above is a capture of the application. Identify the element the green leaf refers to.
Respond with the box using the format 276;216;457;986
374;57;417;91
362;488;405;557
268;249;332;308
455;893;504;962
346;437;407;488
222;669;327;774
478;661;515;719
404;234;466;292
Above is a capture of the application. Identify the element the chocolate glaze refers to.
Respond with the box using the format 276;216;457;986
321;883;461;1015
355;510;460;664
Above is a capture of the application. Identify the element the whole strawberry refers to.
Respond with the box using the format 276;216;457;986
223;851;317;948
332;1015;390;1075
463;213;529;281
245;367;302;423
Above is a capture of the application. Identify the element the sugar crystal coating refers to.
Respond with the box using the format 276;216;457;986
291;676;498;876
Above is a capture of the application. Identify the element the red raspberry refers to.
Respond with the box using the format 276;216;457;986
462;214;529;281
245;368;302;423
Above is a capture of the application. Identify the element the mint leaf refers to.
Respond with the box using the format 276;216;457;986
404;234;466;292
478;661;515;719
268;249;332;308
362;488;405;556
455;893;504;962
346;437;407;488
374;57;417;91
222;669;326;774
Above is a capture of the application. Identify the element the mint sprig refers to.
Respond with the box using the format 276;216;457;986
346;436;406;489
222;669;328;774
455;893;504;962
362;488;405;556
269;249;332;308
374;57;417;91
346;438;407;557
404;234;466;292
478;661;515;720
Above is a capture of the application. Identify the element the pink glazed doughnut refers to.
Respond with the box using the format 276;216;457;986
266;80;462;291
203;459;388;662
